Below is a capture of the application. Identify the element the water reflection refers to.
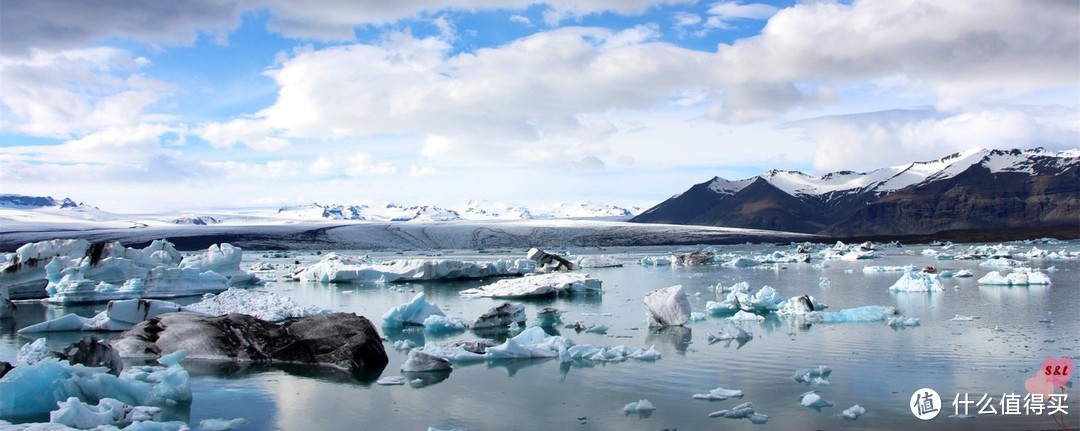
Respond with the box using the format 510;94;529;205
977;284;1050;305
403;370;452;387
180;359;386;385
645;326;691;354
891;291;943;314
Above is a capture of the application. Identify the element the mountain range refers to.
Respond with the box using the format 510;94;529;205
631;148;1079;239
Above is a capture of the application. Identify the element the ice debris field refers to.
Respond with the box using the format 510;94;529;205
0;238;1077;430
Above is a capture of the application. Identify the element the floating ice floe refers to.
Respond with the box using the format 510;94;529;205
623;399;656;413
888;271;944;292
979;257;1022;268
459;273;602;298
199;418;248;431
643;285;691;326
886;316;920;327
705;283;786;316
727;311;765;321
793;365;832;384
573;255;623;268
185;288;329;321
840;404;867;420
689;312;707;322
470;302;526;329
292;253;535;283
863;265;915;273
708;402;768;424
45;266;231;304
953;269;974;278
49;396;171;429
383;292;447;327
803;305;898;324
20;299;185;333
638;256;672;266
977;268;1052;285
692;387;744;401
775;294;827;316
800;391;834;410
0;347;192;418
950;315;978;321
419;327;660;364
423;315;469;334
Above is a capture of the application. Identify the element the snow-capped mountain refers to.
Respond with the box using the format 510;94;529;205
632;148;1080;238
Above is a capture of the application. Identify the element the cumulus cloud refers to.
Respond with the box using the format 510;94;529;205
705;1;780;29
0;48;172;137
801;107;1079;173
196;118;291;151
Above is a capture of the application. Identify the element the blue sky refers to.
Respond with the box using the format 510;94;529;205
1;0;1077;213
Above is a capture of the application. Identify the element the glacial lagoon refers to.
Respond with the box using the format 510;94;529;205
2;242;1078;430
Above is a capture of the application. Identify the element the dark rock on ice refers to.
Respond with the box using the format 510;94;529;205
112;312;388;371
0;361;11;379
54;336;124;376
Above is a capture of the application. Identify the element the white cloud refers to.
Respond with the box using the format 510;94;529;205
346;152;399;176
0;48;172;137
409;165;438;177
801;107;1079;173
509;14;532;26
196;118;291;151
705;1;780;29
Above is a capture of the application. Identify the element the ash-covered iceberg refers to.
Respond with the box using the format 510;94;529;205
471;302;526;329
459;273;602;298
292;253;535;283
643;285;691;326
1;239;91;299
19;299;184;333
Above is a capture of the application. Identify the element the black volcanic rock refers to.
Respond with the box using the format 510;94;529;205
112;312;388;371
632;148;1080;239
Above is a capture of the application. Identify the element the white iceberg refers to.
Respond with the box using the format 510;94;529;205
459;273;602;298
840;404;867;420
382;292;447;327
888;271;944;292
643;285;691;326
376;376;406;385
184;288;329;322
20;299;185;333
887;316;920;327
800;391;834;410
801;305;898;324
692;387;744;401
1;239;92;299
44;266;230;304
574;255;623;268
727;311;765;321
707;283;787;316
423;315;469;334
419;327;661;364
775;294;827;316
623;399;656;413
793;365;832;384
49;396;170;429
977;268;1052;285
708;402;768;424
179;243;257;286
953;269;974;278
951;315;978;321
293;253;534;283
638;256;672;266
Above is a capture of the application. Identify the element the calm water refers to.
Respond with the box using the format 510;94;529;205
2;242;1079;430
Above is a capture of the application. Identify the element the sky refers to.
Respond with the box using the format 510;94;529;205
0;0;1077;213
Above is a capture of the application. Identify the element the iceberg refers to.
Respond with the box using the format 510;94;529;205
977;268;1052;285
692;387;744;401
793;365;832;384
1;239;91;299
722;257;760;267
382;292;447;327
184;288;329;322
623;399;656;414
840;404;866;420
638;256;672;266
401;350;453;372
574;255;623;268
470;302;526;329
953;269;974;278
459;273;602;298
292;253;535;283
377;376;406;385
863;265;915;273
178;243;258;286
887;316;920;327
951;315;977;321
49;396;173;429
643;285;691;326
20;299;185;333
802;305;897;324
800;391;834;410
198;418;248;430
419;327;661;364
888;271;944;292
0;283;14;319
728;311;765;321
707;283;787;316
423;315;469;334
0;349;192;417
775;294;826;316
535;307;563;327
708;402;768;424
45;266;230;304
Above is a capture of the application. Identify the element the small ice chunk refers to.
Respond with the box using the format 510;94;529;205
422;315;469;334
536;307;563;327
692;387;744;401
198;417;248;430
377;376;407;385
401;350;453;372
840;404;866;420
585;324;609;334
393;340;417;351
951;315;978;321
16;338;50;365
953;269;974;278
623;399;656;413
689;312;707;322
978;268;1052;286
886;316;920;327
793;366;832;384
727;310;765;321
888;271;944;292
708;401;756;419
643;285;692;326
471;302;526;329
800;391;834;410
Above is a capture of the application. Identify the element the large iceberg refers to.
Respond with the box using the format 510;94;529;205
459;273;602;298
470;302;526;329
0;347;192;418
888;271;945;292
20;299;185;333
706;283;786;315
382;292;447;327
419;327;660;364
1;283;15;319
292;253;535;283
7;239;253;304
977;268;1052;285
184;288;330;322
643;285;691;326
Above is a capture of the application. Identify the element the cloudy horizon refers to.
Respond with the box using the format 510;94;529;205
1;0;1077;213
